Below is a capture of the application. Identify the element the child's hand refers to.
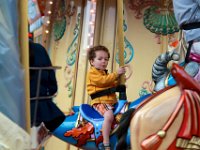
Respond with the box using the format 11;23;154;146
117;66;126;75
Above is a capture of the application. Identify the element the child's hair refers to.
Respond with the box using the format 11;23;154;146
88;45;110;61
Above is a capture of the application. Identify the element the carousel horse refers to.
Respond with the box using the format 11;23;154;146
116;63;200;150
50;34;200;149
51;61;200;150
51;48;200;149
115;39;200;149
52;91;150;149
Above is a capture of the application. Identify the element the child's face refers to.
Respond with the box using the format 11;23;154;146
90;50;109;70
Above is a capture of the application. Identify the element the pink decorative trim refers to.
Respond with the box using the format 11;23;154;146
189;53;200;63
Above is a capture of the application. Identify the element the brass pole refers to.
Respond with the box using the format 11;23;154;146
117;0;125;84
18;0;31;133
117;0;126;100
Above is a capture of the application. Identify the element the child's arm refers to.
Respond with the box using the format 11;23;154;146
88;67;126;87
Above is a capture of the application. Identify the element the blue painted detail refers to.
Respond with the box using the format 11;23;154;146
52;95;151;149
139;88;151;97
115;12;134;65
80;104;103;120
79;100;128;139
123;19;127;32
29;17;43;32
124;37;134;64
116;37;134;64
80;104;103;139
113;100;127;115
168;74;177;86
167;62;185;86
129;94;151;109
126;128;131;146
66;34;78;66
53;112;79;143
72;106;79;112
66;12;81;66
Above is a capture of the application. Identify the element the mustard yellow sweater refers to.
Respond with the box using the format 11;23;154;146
86;67;119;105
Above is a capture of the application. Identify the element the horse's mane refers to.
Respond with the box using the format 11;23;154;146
115;108;135;150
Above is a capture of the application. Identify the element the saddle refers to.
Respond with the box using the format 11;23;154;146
79;100;128;139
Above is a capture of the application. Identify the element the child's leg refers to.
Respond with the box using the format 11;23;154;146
102;110;114;148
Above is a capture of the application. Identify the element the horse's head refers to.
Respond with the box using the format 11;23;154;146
171;63;200;92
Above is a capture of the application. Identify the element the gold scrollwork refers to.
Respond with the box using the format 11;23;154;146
176;136;200;149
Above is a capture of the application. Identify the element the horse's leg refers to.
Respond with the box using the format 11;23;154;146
116;108;135;150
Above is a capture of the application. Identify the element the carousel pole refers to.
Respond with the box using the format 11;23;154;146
18;0;31;133
117;0;127;100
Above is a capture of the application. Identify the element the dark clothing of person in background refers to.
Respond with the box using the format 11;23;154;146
29;41;65;132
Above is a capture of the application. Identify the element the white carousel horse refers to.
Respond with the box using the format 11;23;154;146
116;63;200;150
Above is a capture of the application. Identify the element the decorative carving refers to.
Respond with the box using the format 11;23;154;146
64;64;74;98
64;122;94;147
116;11;134;64
53;0;66;41
128;0;160;19
129;0;179;45
139;80;154;97
66;0;76;19
64;11;81;98
66;13;80;66
143;5;179;35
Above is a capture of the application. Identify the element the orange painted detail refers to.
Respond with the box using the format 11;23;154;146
169;40;179;48
64;122;94;147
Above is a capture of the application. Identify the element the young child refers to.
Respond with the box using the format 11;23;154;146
86;45;126;149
